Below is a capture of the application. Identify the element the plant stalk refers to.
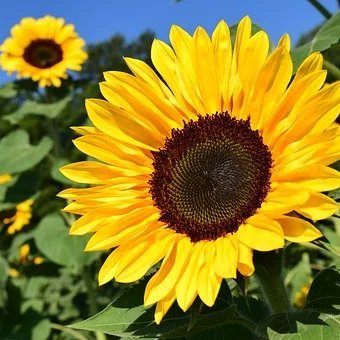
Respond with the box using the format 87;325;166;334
82;266;98;316
306;0;332;19
254;250;291;314
51;323;88;340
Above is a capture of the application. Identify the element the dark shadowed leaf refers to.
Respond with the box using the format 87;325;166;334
304;264;340;313
256;311;340;339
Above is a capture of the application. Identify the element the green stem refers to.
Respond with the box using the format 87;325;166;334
306;0;332;19
323;59;340;80
254;250;291;314
45;118;62;157
50;323;88;340
82;267;107;340
82;266;98;316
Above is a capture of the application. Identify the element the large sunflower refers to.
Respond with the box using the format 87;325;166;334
0;16;87;87
59;17;340;323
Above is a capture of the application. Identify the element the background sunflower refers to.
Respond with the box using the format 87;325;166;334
0;16;87;87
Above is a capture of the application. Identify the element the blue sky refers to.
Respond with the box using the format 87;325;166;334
0;0;338;83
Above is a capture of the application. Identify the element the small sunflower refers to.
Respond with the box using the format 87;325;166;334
59;17;340;323
0;15;87;87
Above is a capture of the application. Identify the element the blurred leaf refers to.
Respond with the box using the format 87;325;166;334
8;310;51;340
320;218;340;256
0;83;17;98
285;253;312;304
291;11;340;71
0;130;52;173
34;213;97;266
234;296;270;324
304;264;340;313
256;311;340;339
4;96;71;124
0;256;8;308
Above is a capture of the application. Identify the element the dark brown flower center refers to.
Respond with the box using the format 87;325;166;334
149;113;272;242
23;39;63;68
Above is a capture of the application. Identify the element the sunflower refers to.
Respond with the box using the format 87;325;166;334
0;15;87;87
4;199;34;235
59;17;340;323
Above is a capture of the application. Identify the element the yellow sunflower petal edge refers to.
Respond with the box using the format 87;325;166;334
59;16;340;324
0;15;88;87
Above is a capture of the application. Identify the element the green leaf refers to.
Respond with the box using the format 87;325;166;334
0;83;17;98
304;264;340;313
34;213;98;267
285;253;312;304
70;279;257;338
0;130;52;173
291;11;340;71
256;311;340;339
4;96;71;124
7;310;51;340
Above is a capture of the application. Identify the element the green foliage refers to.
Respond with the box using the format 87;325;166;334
4;96;71;124
291;11;340;71
34;213;98;267
0;130;52;174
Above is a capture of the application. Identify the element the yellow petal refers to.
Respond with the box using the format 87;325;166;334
115;230;176;283
144;236;191;306
273;165;340;191
85;99;160;151
277;216;322;243
296;192;339;220
294;52;323;81
154;289;176;325
197;242;223;306
213;236;238;278
237;242;254;276
212;20;232;111
176;242;205;312
260;185;310;217
237;214;284;251
60;161;142;184
193;26;220;113
85;208;160;251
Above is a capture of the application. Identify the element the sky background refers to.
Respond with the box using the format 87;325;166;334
0;0;338;83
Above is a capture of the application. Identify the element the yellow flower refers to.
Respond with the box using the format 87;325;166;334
59;17;340;323
0;174;12;184
33;256;44;265
0;15;87;87
8;268;19;278
19;244;30;263
294;279;312;308
4;199;34;234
